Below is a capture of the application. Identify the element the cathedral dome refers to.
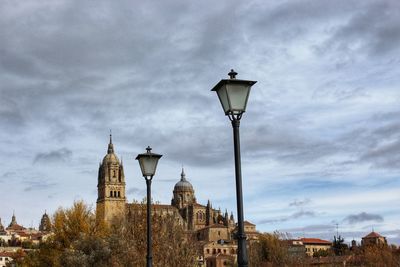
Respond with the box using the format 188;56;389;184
174;168;193;191
102;153;119;164
102;134;120;164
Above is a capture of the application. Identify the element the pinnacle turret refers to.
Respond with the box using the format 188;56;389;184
107;133;114;154
181;167;186;181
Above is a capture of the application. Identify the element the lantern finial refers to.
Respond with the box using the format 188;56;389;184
228;69;238;79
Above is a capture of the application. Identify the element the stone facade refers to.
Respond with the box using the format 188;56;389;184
96;135;126;224
361;231;387;246
39;212;51;232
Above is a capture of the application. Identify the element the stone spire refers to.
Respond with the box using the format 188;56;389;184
97;134;126;225
107;132;114;154
9;211;17;227
0;217;4;233
181;167;186;181
39;211;52;232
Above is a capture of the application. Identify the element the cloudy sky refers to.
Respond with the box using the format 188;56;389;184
0;0;399;244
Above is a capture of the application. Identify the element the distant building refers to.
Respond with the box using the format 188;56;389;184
361;231;387;247
301;238;332;257
0;251;13;267
286;239;306;256
0;219;5;235
96;135;258;266
288;238;332;257
0;212;51;247
39;212;52;232
6;213;26;233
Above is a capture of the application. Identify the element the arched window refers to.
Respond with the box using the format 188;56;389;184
114;191;117;197
110;191;113;197
118;191;121;197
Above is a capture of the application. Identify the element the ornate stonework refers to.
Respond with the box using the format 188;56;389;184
96;135;126;224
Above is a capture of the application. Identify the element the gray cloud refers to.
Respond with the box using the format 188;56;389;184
343;212;384;224
280;224;335;234
33;148;72;164
325;1;400;57
24;180;57;192
0;0;399;235
289;198;311;207
259;210;316;224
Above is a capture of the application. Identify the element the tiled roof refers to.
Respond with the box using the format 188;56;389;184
0;251;15;257
300;238;331;245
363;231;383;238
6;224;26;231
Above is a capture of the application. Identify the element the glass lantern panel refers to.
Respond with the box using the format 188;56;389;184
226;84;250;113
139;156;159;177
216;85;230;114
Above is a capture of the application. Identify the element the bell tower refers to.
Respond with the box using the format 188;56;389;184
96;134;126;225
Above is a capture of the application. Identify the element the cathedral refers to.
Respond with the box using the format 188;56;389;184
96;135;236;230
96;135;258;266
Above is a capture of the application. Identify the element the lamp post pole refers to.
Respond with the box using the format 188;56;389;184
211;69;256;267
145;176;153;267
232;118;248;266
135;146;162;267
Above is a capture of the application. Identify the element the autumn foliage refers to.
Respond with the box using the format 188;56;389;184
22;200;197;267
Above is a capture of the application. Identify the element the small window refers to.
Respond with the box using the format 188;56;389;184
118;191;121;197
206;249;210;254
110;191;113;197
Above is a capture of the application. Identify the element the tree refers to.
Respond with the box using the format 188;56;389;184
357;243;400;267
254;231;306;266
332;235;348;256
22;199;198;267
108;200;198;267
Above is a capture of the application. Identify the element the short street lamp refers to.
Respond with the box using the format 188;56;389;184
211;69;257;267
136;146;162;267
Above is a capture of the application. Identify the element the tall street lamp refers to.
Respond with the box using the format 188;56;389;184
136;146;162;267
211;69;257;267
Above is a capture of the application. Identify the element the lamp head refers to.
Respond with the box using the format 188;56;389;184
135;146;162;177
211;69;256;117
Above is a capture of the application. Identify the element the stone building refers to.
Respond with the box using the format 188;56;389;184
96;135;126;224
0;218;5;235
361;231;387;247
39;212;52;232
96;136;258;266
96;135;236;231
